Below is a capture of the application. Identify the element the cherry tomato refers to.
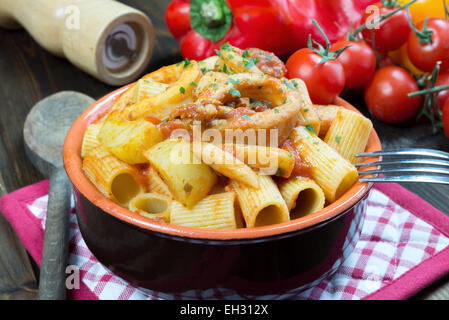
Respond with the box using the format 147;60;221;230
286;48;345;104
407;18;449;72
435;72;449;111
443;99;449;138
364;66;421;123
377;53;395;69
165;0;191;41
361;2;410;52
331;40;376;89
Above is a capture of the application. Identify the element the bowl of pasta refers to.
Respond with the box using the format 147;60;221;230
64;44;381;295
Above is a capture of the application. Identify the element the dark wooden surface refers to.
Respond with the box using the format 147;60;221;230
0;0;448;300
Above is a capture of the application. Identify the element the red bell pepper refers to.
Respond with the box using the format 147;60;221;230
165;0;378;60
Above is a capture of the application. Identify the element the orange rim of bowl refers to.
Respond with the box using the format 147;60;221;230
63;85;382;241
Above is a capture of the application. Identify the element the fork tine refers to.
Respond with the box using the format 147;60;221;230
359;175;449;184
358;166;449;176
356;148;449;160
355;159;449;168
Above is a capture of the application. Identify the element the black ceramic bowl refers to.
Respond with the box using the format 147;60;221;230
63;85;381;295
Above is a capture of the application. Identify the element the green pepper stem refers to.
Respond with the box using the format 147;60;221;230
200;0;224;27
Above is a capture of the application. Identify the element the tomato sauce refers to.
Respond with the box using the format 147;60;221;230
281;139;311;178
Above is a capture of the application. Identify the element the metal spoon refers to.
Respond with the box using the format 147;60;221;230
23;91;94;300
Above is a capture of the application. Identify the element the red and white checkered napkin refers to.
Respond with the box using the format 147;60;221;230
2;181;449;300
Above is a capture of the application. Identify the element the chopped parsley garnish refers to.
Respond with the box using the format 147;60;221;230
222;64;228;73
242;49;249;58
243;58;257;69
209;83;218;89
229;88;241;97
288;152;293;157
304;108;309;113
282;97;287;104
228;55;233;59
190;81;197;87
184;58;190;67
242;114;251;119
215;49;222;57
283;79;296;90
229;78;241;85
335;136;342;144
220;43;231;51
291;79;299;88
200;67;207;73
305;125;317;135
313;141;319;145
274;108;280;114
179;86;185;94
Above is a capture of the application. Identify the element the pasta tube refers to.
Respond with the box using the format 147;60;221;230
192;142;259;188
324;108;373;164
279;177;325;219
129;193;171;223
81;121;103;158
134;79;169;103
170;192;238;229
229;175;290;228
126;61;201;121
198;55;219;72
82;146;145;206
98;117;164;164
144;139;217;208
290;126;358;203
148;166;173;198
315;104;340;138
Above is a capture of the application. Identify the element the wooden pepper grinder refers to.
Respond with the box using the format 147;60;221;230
0;0;156;85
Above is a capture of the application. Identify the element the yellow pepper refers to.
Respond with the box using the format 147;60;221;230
398;0;447;25
392;0;447;76
389;44;426;76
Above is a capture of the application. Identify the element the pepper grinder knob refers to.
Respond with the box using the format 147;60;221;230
0;0;155;85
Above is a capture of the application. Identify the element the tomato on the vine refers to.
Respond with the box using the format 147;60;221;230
361;2;410;52
435;72;449;111
364;66;421;123
330;40;376;89
407;18;449;72
286;48;345;104
442;99;449;138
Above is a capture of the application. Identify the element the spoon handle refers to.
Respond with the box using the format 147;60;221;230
38;168;71;300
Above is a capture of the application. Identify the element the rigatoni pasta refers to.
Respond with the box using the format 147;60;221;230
279;177;325;219
170;192;239;229
290;126;358;203
83;146;145;206
147;166;173;198
144;139;217;209
324;108;373;164
229;175;290;227
80;43;373;230
81;121;103;158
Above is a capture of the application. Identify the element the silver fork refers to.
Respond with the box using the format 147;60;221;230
355;148;449;184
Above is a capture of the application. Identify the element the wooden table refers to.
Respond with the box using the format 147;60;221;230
0;0;448;300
